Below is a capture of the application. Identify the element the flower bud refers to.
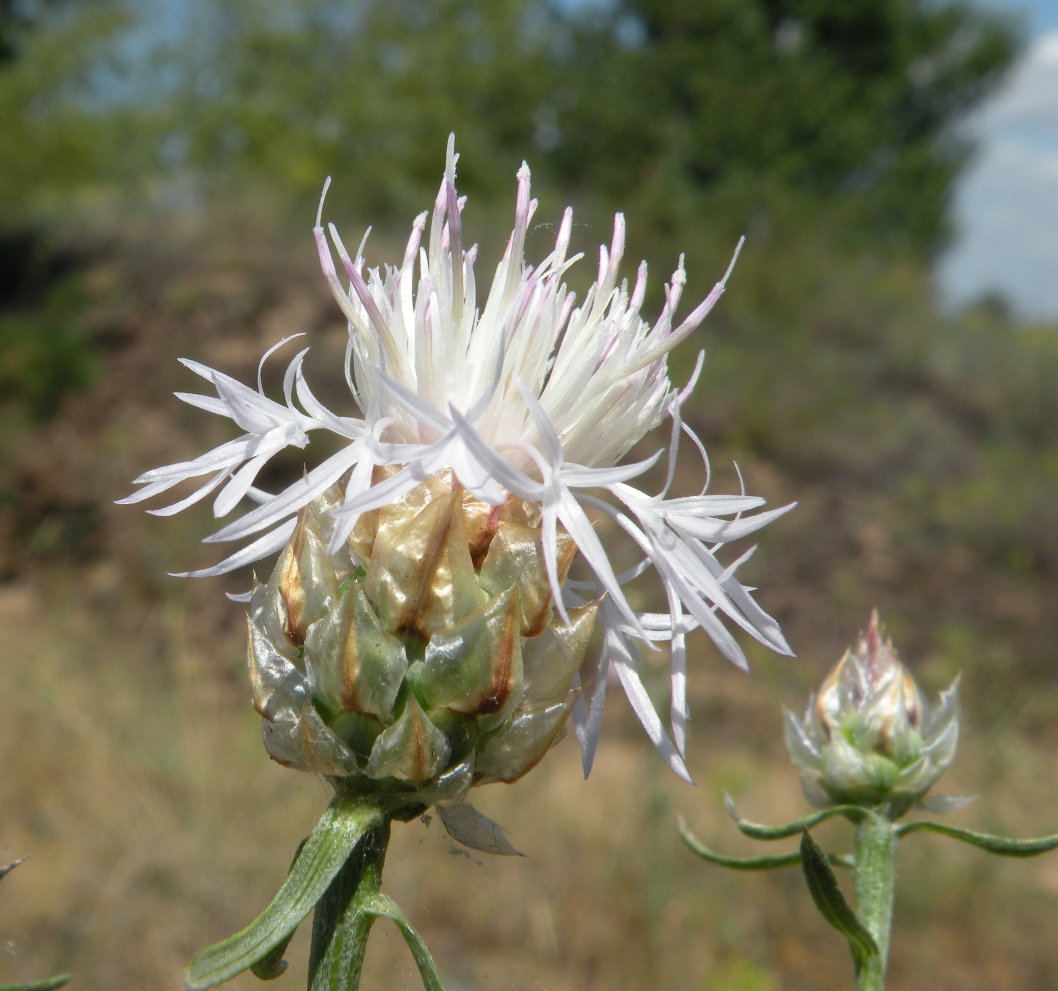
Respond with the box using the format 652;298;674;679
785;610;959;813
247;471;597;806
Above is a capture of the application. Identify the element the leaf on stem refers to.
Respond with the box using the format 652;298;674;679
800;829;879;969
361;894;445;991
249;837;310;981
895;820;1058;856
678;817;852;870
0;976;71;991
724;795;863;839
185;796;384;991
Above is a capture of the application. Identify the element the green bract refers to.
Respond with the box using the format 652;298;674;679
248;469;597;809
784;611;959;816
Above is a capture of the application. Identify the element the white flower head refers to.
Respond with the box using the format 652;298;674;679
120;135;795;781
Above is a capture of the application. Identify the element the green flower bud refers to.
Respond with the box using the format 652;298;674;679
247;470;597;810
785;611;959;815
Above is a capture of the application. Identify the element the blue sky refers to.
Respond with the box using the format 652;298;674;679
938;0;1058;318
977;0;1058;33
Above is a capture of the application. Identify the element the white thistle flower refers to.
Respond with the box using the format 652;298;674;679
120;136;795;781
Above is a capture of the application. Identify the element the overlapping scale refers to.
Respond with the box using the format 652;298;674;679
246;473;596;805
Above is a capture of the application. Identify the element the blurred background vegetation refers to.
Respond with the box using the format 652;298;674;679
5;0;1058;989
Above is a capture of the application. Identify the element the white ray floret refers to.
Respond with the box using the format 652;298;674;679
121;135;795;776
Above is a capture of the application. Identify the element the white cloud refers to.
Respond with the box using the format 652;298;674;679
937;30;1058;319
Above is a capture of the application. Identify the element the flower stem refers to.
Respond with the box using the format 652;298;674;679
307;817;392;991
852;812;897;991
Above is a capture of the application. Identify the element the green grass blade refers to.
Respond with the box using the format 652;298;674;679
185;796;383;991
800;829;879;969
895;820;1058;856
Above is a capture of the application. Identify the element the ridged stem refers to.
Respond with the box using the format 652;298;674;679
852;812;897;991
307;818;392;991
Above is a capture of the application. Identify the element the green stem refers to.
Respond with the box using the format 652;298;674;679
307;818;392;991
852;812;897;991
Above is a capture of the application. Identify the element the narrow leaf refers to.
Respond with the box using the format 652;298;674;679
895;820;1058;856
0;976;71;991
800;830;879;968
185;796;383;991
725;795;863;839
361;894;444;991
679;818;852;871
250;838;308;980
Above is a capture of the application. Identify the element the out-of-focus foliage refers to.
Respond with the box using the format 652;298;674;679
0;0;1036;542
135;0;1018;253
0;272;94;423
0;0;1038;551
555;0;1019;255
0;0;1023;243
0;0;139;221
163;0;563;217
141;0;1017;254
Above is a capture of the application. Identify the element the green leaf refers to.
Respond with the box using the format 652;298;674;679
679;818;852;870
361;894;444;991
185;796;384;991
249;837;309;981
895;820;1058;856
0;975;71;991
800;830;879;969
248;945;288;982
725;795;864;840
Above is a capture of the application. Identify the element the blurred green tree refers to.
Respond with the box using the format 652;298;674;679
165;0;567;221
551;0;1020;255
0;0;133;222
155;0;1019;256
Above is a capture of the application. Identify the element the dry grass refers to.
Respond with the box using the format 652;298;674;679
3;574;1058;991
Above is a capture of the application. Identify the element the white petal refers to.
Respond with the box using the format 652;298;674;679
147;469;232;517
561;451;662;490
557;488;646;639
331;461;429;519
604;608;693;783
213;452;271;518
257;334;306;394
449;407;545;500
174;392;229;416
572;648;610;779
206;444;364;543
174;518;298;578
